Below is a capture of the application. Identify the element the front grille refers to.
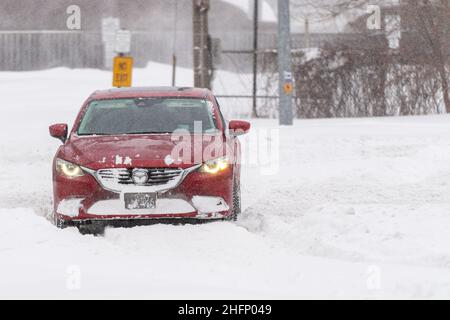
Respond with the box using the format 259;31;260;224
91;164;201;194
97;168;183;186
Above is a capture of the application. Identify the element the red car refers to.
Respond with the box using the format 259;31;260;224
49;87;250;234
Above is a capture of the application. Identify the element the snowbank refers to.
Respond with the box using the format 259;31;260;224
2;65;450;298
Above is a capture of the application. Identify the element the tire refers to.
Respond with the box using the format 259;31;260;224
77;222;105;236
227;177;241;221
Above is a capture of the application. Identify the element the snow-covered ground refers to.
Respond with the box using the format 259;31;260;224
2;64;450;299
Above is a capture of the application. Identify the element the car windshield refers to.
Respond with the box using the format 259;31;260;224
77;98;219;135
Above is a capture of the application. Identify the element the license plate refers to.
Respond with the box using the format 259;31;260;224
124;193;157;210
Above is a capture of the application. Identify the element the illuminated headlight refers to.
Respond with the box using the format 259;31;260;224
199;156;229;174
56;158;85;178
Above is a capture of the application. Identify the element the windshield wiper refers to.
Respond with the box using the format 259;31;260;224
126;131;172;135
77;132;112;136
77;131;173;136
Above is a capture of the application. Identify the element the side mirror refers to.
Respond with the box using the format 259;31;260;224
49;123;68;143
229;120;250;136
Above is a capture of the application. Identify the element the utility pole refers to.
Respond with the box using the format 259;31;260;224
193;0;211;89
252;0;259;118
277;0;293;125
172;0;178;87
305;17;310;48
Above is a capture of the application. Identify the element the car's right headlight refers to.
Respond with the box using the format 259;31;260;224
56;158;85;178
199;156;229;174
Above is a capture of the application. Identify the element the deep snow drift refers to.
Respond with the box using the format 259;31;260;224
1;64;450;299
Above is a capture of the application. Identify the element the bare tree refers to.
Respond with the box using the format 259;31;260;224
405;0;450;112
289;0;449;114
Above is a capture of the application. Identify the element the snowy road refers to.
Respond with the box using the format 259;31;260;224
2;65;450;298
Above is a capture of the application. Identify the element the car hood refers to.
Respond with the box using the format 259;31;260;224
61;134;226;170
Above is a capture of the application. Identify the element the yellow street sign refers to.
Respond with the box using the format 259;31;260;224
113;56;133;87
283;82;293;95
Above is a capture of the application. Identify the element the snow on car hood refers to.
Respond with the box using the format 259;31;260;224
61;133;226;169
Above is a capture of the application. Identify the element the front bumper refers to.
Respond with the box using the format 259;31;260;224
53;165;233;222
56;196;230;221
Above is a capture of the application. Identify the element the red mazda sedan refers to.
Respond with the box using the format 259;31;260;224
49;87;250;234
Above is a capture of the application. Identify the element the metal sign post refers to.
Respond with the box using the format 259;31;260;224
112;29;133;88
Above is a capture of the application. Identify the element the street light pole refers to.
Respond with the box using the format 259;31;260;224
277;0;293;125
252;0;259;118
193;0;211;89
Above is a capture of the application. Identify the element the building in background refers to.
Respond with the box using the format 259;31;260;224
0;0;278;71
0;0;446;71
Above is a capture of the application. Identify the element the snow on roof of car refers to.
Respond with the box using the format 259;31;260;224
89;87;211;100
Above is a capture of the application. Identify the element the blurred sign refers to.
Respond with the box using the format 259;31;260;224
283;71;292;81
113;56;133;87
102;17;120;42
283;82;293;95
102;17;120;69
115;29;132;54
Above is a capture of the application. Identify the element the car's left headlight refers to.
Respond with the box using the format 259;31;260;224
199;156;229;174
56;158;85;178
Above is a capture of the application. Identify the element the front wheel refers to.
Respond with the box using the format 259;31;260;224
226;178;241;221
77;223;105;236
